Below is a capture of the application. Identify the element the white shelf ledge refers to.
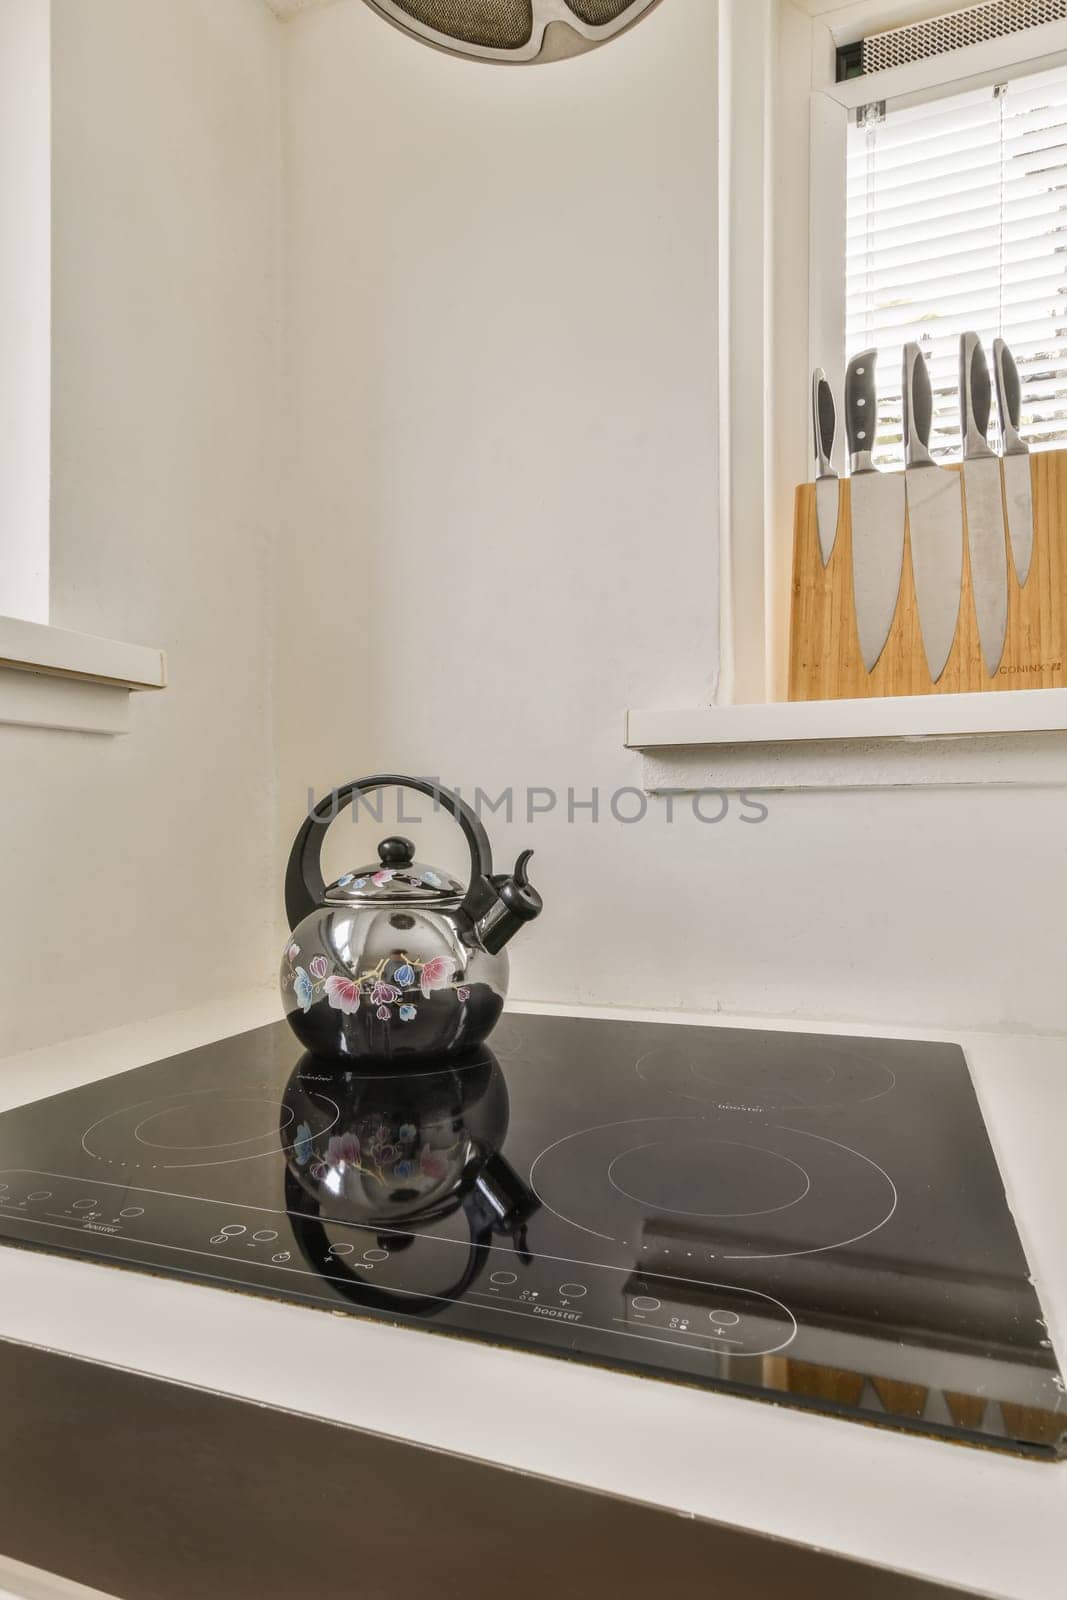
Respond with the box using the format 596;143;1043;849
0;667;136;735
626;690;1067;791
0;615;165;736
0;614;166;689
626;689;1067;749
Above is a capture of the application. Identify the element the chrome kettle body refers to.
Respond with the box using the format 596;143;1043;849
280;775;542;1066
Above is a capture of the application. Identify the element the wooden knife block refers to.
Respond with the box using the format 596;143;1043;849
788;448;1067;699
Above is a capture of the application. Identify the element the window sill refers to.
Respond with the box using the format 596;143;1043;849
625;689;1067;790
0;615;166;736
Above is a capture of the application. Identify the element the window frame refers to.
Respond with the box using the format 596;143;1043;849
750;1;1067;705
0;0;51;627
0;0;165;734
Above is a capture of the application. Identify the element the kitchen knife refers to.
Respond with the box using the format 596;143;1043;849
960;332;1008;677
846;348;906;673
993;337;1034;586
812;368;840;565
902;342;963;682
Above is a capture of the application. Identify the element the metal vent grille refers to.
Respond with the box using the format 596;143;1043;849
565;0;635;22
363;0;661;62
863;0;1067;74
389;0;532;48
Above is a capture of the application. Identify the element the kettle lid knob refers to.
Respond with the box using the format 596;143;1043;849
377;836;416;867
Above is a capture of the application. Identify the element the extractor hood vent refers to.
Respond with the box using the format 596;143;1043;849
837;0;1067;81
362;0;661;62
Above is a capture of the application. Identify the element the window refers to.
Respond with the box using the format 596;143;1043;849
845;60;1067;466
0;0;51;623
0;0;164;730
644;1;1067;714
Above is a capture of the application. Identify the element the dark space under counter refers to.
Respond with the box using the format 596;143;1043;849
0;1337;978;1600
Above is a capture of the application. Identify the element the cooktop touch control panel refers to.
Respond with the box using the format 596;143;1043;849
0;1169;796;1361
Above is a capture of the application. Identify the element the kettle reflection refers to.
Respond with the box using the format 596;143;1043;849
281;1047;538;1314
283;1045;518;1223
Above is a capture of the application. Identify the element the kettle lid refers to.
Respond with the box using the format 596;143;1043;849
324;836;463;906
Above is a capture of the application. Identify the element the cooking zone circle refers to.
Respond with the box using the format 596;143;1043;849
635;1037;896;1113
608;1138;811;1219
82;1090;339;1170
530;1116;897;1258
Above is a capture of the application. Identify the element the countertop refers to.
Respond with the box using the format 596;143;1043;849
0;989;1063;1600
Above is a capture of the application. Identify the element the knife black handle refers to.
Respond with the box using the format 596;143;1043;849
902;342;933;467
960;332;995;459
994;337;1025;454
845;348;878;472
812;369;837;476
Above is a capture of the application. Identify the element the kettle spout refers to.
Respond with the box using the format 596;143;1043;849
476;849;543;955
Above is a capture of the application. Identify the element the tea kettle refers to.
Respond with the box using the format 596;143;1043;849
281;775;543;1064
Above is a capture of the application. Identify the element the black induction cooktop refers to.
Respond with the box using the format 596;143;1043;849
0;1014;1062;1458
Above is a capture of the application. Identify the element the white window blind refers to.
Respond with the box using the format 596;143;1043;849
846;61;1067;467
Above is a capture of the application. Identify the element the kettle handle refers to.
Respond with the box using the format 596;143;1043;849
285;774;501;932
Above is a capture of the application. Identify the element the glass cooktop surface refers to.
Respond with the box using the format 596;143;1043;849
0;1014;1062;1457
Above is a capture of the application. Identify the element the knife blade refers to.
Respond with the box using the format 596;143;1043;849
812;368;840;566
993;336;1033;586
845;348;905;673
902;342;963;682
960;332;1008;677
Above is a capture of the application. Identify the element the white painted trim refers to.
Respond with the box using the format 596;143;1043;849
808;91;848;406
0;0;50;625
769;0;821;702
627;687;1067;746
636;732;1067;791
795;0;952;31
0;667;133;736
716;0;776;707
0;615;165;691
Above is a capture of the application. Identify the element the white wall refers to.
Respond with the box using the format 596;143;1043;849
0;0;281;1055
0;0;51;621
279;0;1067;1039
4;0;1065;1055
279;0;725;1004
